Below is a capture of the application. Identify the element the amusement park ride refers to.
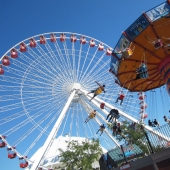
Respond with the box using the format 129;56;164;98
0;1;170;170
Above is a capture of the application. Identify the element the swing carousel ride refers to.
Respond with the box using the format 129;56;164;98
0;1;170;170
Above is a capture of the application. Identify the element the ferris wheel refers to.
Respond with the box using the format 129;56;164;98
0;32;169;170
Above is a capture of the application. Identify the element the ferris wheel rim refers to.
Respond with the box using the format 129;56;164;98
0;31;114;61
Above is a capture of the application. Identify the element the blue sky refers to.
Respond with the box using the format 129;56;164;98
0;0;167;170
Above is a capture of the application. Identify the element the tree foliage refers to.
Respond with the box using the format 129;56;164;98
59;138;102;170
108;120;149;154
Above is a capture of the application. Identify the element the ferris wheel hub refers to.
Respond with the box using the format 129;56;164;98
65;83;81;93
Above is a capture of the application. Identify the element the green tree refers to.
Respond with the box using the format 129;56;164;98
59;138;103;170
108;120;149;154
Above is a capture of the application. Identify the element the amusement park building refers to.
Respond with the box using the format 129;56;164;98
26;136;107;170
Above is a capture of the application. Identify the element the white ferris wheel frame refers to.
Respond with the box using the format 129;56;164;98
0;32;169;170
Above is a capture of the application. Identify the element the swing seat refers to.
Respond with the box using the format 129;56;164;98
100;103;105;109
154;40;163;49
122;48;133;58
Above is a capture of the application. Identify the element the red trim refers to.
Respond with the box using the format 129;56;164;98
158;55;170;72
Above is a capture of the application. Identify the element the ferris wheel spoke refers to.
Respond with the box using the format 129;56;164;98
83;53;106;81
53;41;72;79
78;46;90;82
71;42;77;81
80;48;98;81
23;105;64;156
12;102;61;147
27;46;66;79
63;42;75;82
76;43;83;82
44;41;73;81
0;111;26;126
3;102;57;136
81;60;110;85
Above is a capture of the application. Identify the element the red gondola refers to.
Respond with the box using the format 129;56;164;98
70;34;77;42
140;103;147;109
60;33;66;42
0;141;6;148
139;95;146;100
140;113;148;119
0;136;6;148
40;35;46;44
50;34;56;42
80;36;86;44
30;38;36;47
106;48;112;56
10;48;18;58
98;43;104;51
2;56;10;66
19;157;28;168
7;147;17;159
0;65;4;75
20;43;27;52
89;39;95;47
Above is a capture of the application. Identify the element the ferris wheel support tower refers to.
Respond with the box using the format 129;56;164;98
30;89;76;170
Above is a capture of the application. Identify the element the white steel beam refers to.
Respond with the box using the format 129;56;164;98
30;90;76;170
81;89;170;142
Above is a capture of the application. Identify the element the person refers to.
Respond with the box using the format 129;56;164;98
130;122;136;130
153;119;160;127
115;92;125;105
87;81;106;101
106;109;119;123
112;122;121;136
148;119;155;127
136;63;148;80
96;124;105;136
163;116;170;123
112;123;118;135
117;127;122;134
84;110;96;123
